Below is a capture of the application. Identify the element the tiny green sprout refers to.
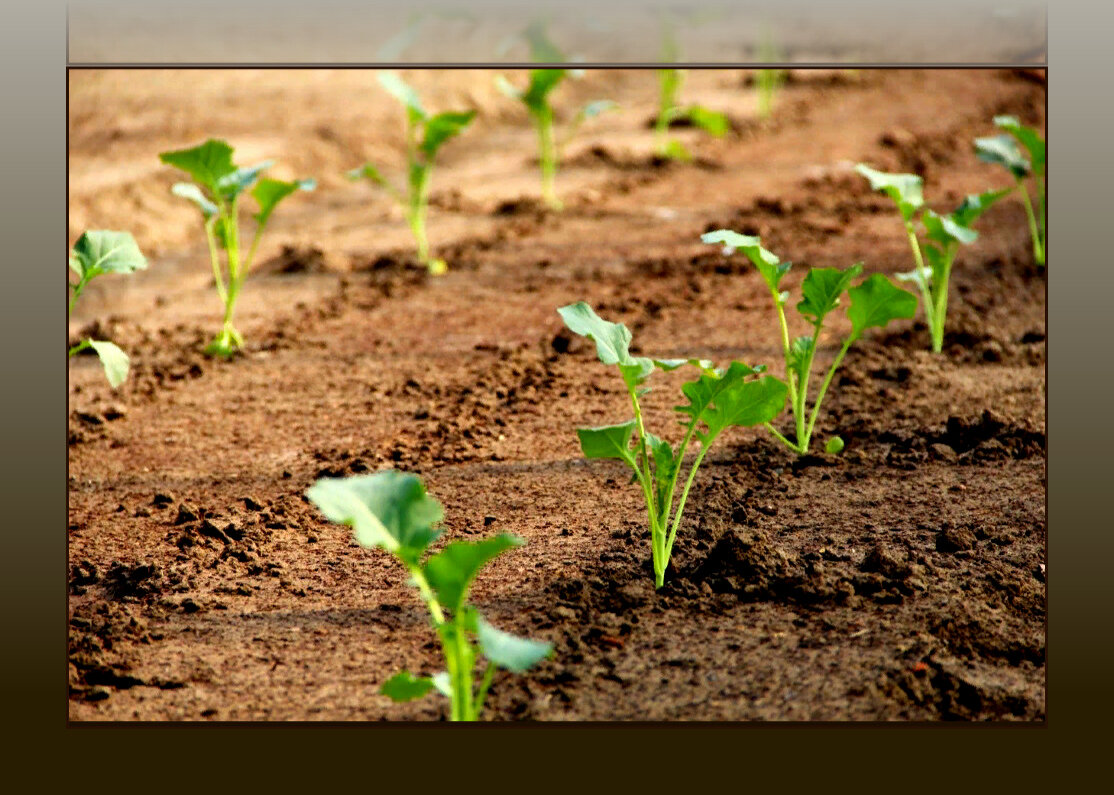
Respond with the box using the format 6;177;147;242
306;470;552;721
68;230;148;388
653;16;730;161
975;115;1046;266
558;302;788;589
349;73;476;275
755;29;787;121
702;231;916;455
160;139;315;358
825;436;845;455
856;163;1008;353
496;25;616;210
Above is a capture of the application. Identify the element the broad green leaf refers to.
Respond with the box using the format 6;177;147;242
347;162;392;189
380;671;435;702
216;160;274;201
577;421;637;462
951;188;1012;228
686;105;729;137
251;177;316;227
618;358;655;388
847;274;918;339
646;434;678;513
522;69;566;113
378;72;426;118
922;209;978;247
855;163;924;221
159;139;237;194
653;357;716;374
974;133;1030;179
306;471;443;562
170;183;219;220
796;265;862;325
422;534;523;614
69;230;148;281
700;230;790;299
557;302;635;367
420;110;476;158
701;376;789;438
89;340;129;389
476;615;553;673
675;360;763;428
994;115;1045;176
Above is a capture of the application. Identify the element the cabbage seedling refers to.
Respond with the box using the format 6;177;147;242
160;139;315;358
653;20;729;160
348;73;476;275
702;231;917;455
856;163;1008;353
306;471;552;721
558;302;787;588
754;31;786;121
68;230;148;388
975;115;1046;266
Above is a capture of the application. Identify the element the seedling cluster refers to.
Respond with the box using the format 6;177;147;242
653;15;730;160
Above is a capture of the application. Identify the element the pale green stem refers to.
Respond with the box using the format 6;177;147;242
1017;177;1045;265
535;106;561;210
904;221;937;344
663;441;712;566
68;338;92;358
204;220;228;307
803;337;854;445
473;662;496;717
764;422;800;453
930;247;956;353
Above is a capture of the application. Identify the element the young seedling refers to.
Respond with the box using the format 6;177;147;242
653;18;730;160
348;73;476;275
160;139;315;358
558;302;788;589
306;470;552;721
975;115;1046;266
68;230;148;388
754;30;786;121
702;231;917;455
856;163;1008;353
496;26;616;210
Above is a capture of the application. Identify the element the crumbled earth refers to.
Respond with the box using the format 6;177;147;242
68;68;1045;720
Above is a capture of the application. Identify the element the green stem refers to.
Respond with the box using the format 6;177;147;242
535;106;561;210
904;221;937;344
790;321;823;452
764;422;801;454
625;388;665;585
663;440;712;567
655;70;678;155
68;338;92;358
929;247;956;353
204;220;228;307
774;298;799;411
473;661;496;717
408;168;432;266
68;278;87;319
803;337;854;445
1017;177;1045;266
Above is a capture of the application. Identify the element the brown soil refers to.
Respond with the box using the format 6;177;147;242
67;68;1046;721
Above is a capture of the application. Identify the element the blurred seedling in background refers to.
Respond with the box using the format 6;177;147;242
975;115;1046;266
348;73;476;275
68;230;148;388
558;302;787;589
496;22;617;210
856;164;1008;353
160;139;315;358
702;231;917;455
306;471;552;721
754;28;787;121
653;10;730;161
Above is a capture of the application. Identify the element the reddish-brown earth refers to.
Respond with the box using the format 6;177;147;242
68;68;1046;720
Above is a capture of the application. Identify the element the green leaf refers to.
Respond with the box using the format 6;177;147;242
675;361;764;428
306;471;442;562
685;105;729;137
557;302;635;367
89;340;129;389
994;115;1045;176
661;139;691;161
251;177;315;227
846;274;918;340
922;209;978;247
476;615;553;673
646;434;678;512
69;230;148;281
216;160;274;201
170;183;219;220
701;376;788;438
422;534;523;614
420;110;476;158
700;230;790;299
894;267;931;290
522;69;566;113
951;188;1012;228
577;421;637;463
159;139;237;194
855;163;924;221
796;265;862;325
974;133;1030;179
431;671;452;697
347;162;392;190
786;335;814;383
378;72;426;119
653;357;716;374
923;243;949;287
380;671;436;703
